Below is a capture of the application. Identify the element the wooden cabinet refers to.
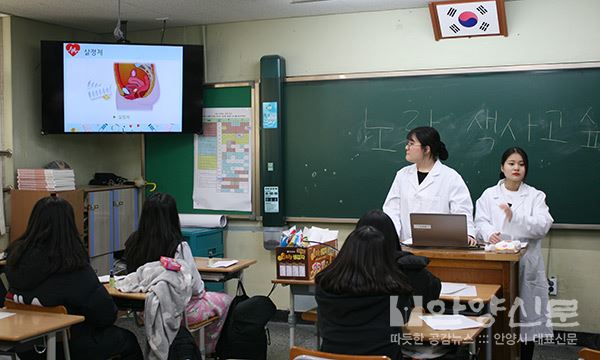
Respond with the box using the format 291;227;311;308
10;190;85;241
10;186;141;275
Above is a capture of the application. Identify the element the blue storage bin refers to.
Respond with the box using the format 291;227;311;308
181;227;224;258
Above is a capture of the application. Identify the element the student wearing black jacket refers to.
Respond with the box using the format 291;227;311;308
6;196;142;360
357;210;442;307
316;226;413;359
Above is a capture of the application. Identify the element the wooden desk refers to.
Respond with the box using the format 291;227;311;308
194;257;257;282
272;278;498;355
103;258;255;306
403;247;525;359
439;283;501;360
439;283;501;303
0;309;84;360
104;284;147;301
403;307;491;359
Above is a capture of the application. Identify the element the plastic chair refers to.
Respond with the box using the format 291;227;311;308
290;346;391;360
580;347;600;360
4;299;73;360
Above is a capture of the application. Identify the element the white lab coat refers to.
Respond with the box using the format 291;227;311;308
382;160;475;241
475;180;554;341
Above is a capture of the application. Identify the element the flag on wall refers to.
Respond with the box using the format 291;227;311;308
429;0;507;40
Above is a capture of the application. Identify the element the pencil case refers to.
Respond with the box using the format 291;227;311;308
160;256;182;271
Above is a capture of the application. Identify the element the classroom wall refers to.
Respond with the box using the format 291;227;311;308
0;16;144;249
203;0;600;333
2;0;598;334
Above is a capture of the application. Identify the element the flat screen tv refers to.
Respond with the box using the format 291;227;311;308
41;41;203;134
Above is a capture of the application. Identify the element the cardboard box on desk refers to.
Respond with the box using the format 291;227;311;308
275;240;337;280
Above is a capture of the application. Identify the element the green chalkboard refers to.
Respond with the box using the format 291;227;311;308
283;67;600;224
145;86;252;214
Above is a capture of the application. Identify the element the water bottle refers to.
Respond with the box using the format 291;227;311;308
109;269;116;288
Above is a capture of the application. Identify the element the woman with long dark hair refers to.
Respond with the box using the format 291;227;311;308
357;210;441;307
124;192;231;353
6;196;142;360
315;226;413;359
475;147;553;360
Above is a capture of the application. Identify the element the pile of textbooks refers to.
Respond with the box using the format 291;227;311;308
17;169;76;191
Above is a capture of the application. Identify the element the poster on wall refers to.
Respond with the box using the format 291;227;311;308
193;107;252;211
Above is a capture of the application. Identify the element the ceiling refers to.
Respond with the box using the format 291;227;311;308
0;0;434;34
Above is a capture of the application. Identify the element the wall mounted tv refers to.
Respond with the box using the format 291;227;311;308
41;41;203;134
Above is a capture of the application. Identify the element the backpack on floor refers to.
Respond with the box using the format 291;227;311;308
168;326;201;360
215;282;277;360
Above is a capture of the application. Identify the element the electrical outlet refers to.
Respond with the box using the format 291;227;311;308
548;276;558;296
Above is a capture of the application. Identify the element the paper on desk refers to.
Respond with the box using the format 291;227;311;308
401;238;413;245
452;286;477;297
419;314;483;330
201;273;225;281
441;282;468;294
209;260;238;268
441;282;477;296
98;274;126;283
0;312;15;320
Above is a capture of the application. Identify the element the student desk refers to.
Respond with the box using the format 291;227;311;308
194;257;257;282
0;309;84;360
439;283;501;360
403;307;492;359
403;247;526;359
272;278;497;359
104;258;255;307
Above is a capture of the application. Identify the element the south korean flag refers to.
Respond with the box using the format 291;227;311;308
436;1;501;38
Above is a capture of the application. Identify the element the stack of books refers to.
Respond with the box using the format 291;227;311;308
17;169;76;191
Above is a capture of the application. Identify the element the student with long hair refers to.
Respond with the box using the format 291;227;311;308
383;126;476;246
357;210;462;359
357;210;441;307
6;196;142;360
475;147;553;360
124;192;231;353
315;226;413;359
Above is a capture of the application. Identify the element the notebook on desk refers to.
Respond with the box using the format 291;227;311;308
409;213;476;249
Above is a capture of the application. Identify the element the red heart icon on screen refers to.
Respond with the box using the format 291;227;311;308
66;43;80;56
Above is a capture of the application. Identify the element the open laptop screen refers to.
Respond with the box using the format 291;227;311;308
409;213;469;248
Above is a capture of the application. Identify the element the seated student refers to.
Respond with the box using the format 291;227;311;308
124;192;232;353
5;196;142;360
358;210;471;360
357;210;441;307
316;226;413;360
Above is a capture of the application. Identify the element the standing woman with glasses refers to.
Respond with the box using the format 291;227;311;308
383;126;477;245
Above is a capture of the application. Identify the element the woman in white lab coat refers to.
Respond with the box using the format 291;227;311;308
383;126;476;244
474;147;553;360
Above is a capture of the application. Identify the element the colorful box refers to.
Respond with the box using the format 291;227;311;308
275;240;337;280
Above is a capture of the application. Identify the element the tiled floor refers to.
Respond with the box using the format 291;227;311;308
115;316;584;359
265;321;584;360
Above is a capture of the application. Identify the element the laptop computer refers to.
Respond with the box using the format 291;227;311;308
409;213;474;248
